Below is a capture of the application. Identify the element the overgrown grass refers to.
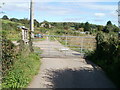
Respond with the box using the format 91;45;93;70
1;19;22;41
2;20;21;25
2;46;41;88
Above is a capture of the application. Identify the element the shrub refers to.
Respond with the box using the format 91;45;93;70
1;38;16;75
2;46;41;88
85;32;120;87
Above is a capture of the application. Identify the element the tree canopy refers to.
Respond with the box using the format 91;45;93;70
2;15;9;20
106;21;112;26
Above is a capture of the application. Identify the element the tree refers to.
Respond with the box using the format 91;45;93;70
79;23;84;28
106;21;112;26
75;24;79;30
10;18;19;22
34;19;40;27
19;18;29;27
103;26;109;33
2;15;9;20
97;25;103;31
84;22;91;31
103;21;114;33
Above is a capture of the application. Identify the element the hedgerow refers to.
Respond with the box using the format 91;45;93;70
2;45;41;88
1;35;41;88
85;32;120;87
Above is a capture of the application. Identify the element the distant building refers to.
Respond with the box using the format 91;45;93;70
40;23;53;28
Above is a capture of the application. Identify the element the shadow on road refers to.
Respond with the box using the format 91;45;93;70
45;67;115;88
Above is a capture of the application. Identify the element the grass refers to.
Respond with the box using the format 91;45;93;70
1;19;22;41
2;19;22;25
2;46;41;88
1;30;21;41
33;37;46;41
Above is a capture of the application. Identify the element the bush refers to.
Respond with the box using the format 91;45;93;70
85;32;120;87
1;38;16;75
2;46;41;88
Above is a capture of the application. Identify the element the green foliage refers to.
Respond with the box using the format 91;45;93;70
74;24;79;30
106;21;112;26
36;27;49;34
10;18;19;22
2;15;9;20
1;30;21;41
97;25;104;31
1;20;21;41
84;22;91;31
19;18;30;28
2;20;22;31
2;46;41;88
1;38;16;75
103;21;119;33
86;32;120;87
34;19;40;27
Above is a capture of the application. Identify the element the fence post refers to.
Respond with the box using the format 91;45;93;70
81;37;84;54
65;36;68;56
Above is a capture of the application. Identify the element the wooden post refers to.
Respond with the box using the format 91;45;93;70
29;0;34;52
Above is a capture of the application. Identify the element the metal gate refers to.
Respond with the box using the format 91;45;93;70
33;34;96;58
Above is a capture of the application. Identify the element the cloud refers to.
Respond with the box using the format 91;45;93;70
75;2;118;11
1;1;118;25
2;2;30;11
94;13;105;17
3;2;85;16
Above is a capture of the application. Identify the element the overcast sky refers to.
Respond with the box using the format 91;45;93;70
0;0;119;25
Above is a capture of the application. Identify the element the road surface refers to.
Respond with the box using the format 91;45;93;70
28;39;115;88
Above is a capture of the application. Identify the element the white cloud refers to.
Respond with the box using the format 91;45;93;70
94;13;105;17
75;2;117;11
2;2;30;12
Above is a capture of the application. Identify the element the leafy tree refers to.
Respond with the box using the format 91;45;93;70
34;19;40;27
10;18;19;22
52;22;57;26
75;24;79;30
79;23;84;28
106;21;112;26
97;25;103;31
84;22;91;31
114;27;120;32
103;21;117;33
2;15;9;20
63;22;67;27
103;26;110;33
19;18;29;27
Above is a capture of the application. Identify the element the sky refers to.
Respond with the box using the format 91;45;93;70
0;0;119;26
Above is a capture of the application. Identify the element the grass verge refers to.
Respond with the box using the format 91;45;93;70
2;46;41;88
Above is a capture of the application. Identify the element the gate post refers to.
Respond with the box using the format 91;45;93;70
65;36;68;56
81;37;84;54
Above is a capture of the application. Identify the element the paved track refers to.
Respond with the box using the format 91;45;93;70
28;39;115;88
